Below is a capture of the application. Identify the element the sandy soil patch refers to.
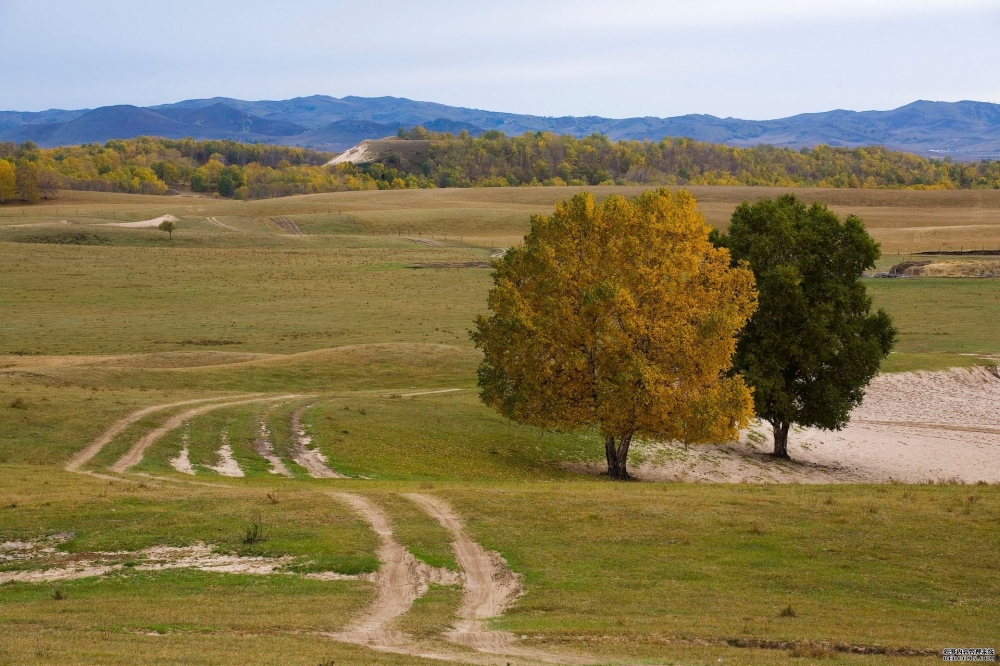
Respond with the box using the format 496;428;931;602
169;433;196;475
102;214;179;228
254;419;292;477
1;220;73;229
572;367;1000;484
327;142;369;166
0;539;317;584
291;406;344;478
206;431;245;477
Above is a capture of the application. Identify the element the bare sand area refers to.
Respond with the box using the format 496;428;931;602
102;214;179;228
572;367;1000;484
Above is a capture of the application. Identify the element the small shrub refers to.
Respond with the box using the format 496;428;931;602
242;513;271;545
823;495;836;505
266;492;279;504
52;589;66;601
8;397;26;409
779;604;797;617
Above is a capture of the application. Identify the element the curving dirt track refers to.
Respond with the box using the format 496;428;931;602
206;216;241;231
405;495;589;664
405;495;521;648
326;492;457;649
109;395;305;474
272;216;303;234
65;396;256;472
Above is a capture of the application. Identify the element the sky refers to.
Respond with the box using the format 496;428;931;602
2;0;999;119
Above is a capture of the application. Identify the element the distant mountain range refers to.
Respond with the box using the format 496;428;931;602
2;95;999;159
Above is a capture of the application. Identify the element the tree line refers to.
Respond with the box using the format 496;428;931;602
2;131;998;204
400;130;1000;189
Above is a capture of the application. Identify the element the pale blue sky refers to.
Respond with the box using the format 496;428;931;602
2;0;998;118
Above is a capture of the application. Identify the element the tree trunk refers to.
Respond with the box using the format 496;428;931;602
604;433;633;480
771;421;791;458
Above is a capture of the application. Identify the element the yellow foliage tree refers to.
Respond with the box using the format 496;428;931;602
0;161;15;203
472;189;758;479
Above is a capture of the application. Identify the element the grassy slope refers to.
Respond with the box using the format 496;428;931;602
2;187;1000;664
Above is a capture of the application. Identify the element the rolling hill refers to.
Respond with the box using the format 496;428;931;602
1;96;999;158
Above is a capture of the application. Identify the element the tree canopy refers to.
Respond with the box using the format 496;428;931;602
158;219;176;239
472;189;758;479
712;194;897;457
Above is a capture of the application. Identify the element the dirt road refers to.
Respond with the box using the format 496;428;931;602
327;492;458;648
109;395;305;474
272;216;303;234
405;495;520;648
206;216;241;231
66;396;255;472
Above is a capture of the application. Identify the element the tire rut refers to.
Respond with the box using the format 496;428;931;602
326;492;456;649
66;395;257;472
407;494;591;664
291;405;345;478
109;395;306;474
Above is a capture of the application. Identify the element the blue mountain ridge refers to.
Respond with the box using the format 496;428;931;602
1;96;998;159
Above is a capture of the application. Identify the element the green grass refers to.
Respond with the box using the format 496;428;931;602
2;187;1000;664
447;483;1000;651
865;278;1000;356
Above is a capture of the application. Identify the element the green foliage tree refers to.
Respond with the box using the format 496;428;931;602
15;162;39;203
472;190;758;479
158;219;176;239
0;160;15;203
712;195;897;457
189;171;208;192
217;171;236;197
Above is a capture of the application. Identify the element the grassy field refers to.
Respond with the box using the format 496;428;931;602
1;187;998;665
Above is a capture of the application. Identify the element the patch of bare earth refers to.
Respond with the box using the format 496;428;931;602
169;432;196;475
102;214;179;228
0;538;333;584
206;431;244;478
569;367;1000;484
291;406;344;478
254;418;292;477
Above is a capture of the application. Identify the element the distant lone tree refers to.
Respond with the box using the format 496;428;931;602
712;195;897;458
472;190;758;480
158;219;176;239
